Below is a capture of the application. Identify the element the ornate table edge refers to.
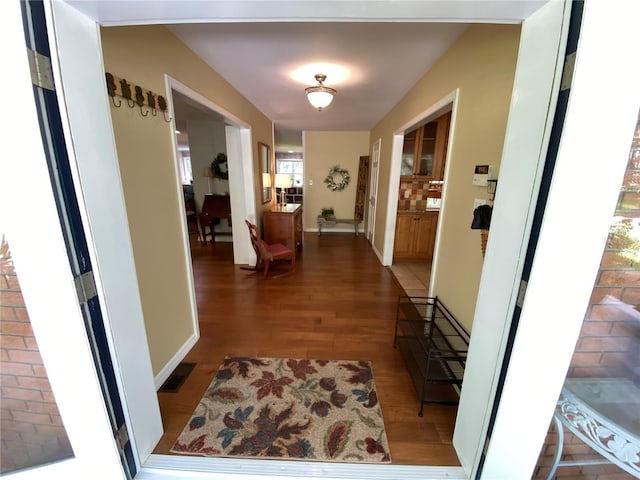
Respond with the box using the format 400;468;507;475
550;385;640;478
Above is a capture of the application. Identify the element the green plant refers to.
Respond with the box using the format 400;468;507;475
608;218;640;265
321;207;334;219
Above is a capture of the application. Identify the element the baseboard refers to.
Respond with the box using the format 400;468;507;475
154;332;199;390
372;243;385;265
304;227;361;234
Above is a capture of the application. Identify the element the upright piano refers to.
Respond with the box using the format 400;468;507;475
199;194;232;244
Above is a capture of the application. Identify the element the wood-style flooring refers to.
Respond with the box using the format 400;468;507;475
153;232;460;466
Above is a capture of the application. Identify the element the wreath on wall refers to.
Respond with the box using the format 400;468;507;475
324;165;350;192
211;153;229;180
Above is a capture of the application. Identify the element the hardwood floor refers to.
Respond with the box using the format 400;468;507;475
153;232;460;466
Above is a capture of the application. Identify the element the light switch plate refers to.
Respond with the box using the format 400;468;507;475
473;165;490;186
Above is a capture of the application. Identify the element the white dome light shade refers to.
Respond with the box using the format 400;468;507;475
305;74;336;111
306;90;335;110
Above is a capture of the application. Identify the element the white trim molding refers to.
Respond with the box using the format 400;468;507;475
154;332;199;390
138;455;467;480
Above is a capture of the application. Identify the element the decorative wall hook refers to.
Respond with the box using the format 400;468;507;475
147;91;158;116
134;86;149;116
119;78;135;108
157;95;172;123
105;72;121;107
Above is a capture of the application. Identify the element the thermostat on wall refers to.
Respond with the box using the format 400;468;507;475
473;165;490;186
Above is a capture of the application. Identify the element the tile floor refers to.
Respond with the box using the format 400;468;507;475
388;261;431;297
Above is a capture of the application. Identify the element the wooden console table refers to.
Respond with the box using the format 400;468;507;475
199;194;232;245
263;204;303;259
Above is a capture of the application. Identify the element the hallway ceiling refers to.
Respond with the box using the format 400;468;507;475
68;0;547;149
164;22;468;133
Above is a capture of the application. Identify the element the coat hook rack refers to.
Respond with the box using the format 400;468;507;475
105;72;171;122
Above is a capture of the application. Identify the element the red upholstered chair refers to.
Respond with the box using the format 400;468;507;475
244;220;295;278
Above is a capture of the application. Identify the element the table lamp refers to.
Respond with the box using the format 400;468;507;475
274;174;292;206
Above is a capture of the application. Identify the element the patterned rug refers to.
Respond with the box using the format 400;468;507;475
171;356;391;463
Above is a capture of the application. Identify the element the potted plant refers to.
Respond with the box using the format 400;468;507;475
321;207;334;220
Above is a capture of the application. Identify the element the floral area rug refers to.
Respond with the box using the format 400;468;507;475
171;356;391;463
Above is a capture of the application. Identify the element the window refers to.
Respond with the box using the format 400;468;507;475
180;152;192;184
276;156;303;188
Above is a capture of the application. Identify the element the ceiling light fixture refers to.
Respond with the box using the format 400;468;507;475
305;74;336;111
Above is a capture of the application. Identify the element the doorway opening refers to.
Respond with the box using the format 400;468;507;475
35;0;586;477
167;77;257;265
388;96;456;300
172;90;231;245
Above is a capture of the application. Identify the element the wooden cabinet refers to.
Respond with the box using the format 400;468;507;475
401;111;451;180
393;212;438;261
263;203;303;258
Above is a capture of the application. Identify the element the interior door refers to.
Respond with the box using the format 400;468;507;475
1;1;128;478
354;156;369;224
367;139;381;242
469;1;640;476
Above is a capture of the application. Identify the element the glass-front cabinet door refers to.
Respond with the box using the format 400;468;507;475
401;113;450;180
418;122;438;177
401;129;417;176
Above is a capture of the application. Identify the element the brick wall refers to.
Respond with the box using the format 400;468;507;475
533;113;640;479
0;236;73;473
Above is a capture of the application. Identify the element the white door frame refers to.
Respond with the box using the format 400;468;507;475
469;1;640;476
382;90;458;268
12;0;639;479
2;1;136;478
367;138;381;248
166;77;256;266
226;125;258;266
454;1;572;473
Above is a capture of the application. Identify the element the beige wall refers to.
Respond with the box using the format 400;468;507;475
100;25;273;376
370;24;521;330
303;131;370;229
